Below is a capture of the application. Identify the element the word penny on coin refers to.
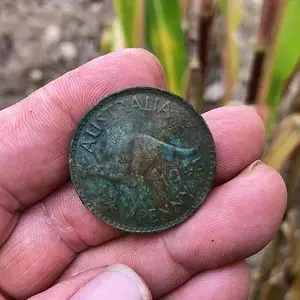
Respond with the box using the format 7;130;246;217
69;87;216;233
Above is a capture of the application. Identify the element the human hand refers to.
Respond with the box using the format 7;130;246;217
0;49;286;300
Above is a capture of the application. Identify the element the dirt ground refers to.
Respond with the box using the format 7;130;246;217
0;0;113;109
0;0;262;110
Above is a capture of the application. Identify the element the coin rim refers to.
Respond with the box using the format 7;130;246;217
69;86;216;233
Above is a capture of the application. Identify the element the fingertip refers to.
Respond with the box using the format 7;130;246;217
119;48;167;89
82;48;166;90
203;105;266;184
108;264;153;300
231;162;287;252
70;264;152;300
251;163;287;221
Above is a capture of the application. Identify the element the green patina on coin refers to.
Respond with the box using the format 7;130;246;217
69;87;216;233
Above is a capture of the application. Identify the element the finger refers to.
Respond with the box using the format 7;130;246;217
202;105;264;184
28;264;152;300
161;262;250;300
0;185;121;298
56;163;286;298
0;106;263;293
0;107;267;299
0;48;165;245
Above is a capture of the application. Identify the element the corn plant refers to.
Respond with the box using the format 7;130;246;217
101;0;300;298
219;0;242;104
102;0;187;97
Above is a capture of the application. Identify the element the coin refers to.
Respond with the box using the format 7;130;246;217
69;87;216;233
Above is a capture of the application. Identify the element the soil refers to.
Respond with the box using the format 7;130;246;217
0;0;113;109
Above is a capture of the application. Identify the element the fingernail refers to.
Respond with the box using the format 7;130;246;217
70;264;152;300
247;160;264;172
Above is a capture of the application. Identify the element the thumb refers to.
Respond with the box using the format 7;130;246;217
70;264;152;300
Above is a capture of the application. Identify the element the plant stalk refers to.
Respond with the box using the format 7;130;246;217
283;61;300;97
245;0;279;105
185;55;203;112
245;50;266;105
256;0;287;124
198;0;215;81
286;147;300;210
180;0;191;31
222;0;241;105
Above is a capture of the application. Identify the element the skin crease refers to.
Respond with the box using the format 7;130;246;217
0;49;287;300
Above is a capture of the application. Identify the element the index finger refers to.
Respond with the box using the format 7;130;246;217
0;49;166;244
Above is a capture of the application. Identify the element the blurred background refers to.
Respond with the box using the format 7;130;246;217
0;0;300;299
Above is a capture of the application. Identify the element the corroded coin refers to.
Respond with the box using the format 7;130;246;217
69;87;216;233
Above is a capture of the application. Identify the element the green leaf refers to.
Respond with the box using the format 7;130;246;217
113;0;144;48
145;0;187;96
100;19;124;53
267;0;300;126
272;0;300;80
218;0;226;13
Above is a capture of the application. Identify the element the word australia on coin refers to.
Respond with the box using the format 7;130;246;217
69;87;216;233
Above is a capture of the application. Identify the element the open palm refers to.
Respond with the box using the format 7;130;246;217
0;49;286;300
